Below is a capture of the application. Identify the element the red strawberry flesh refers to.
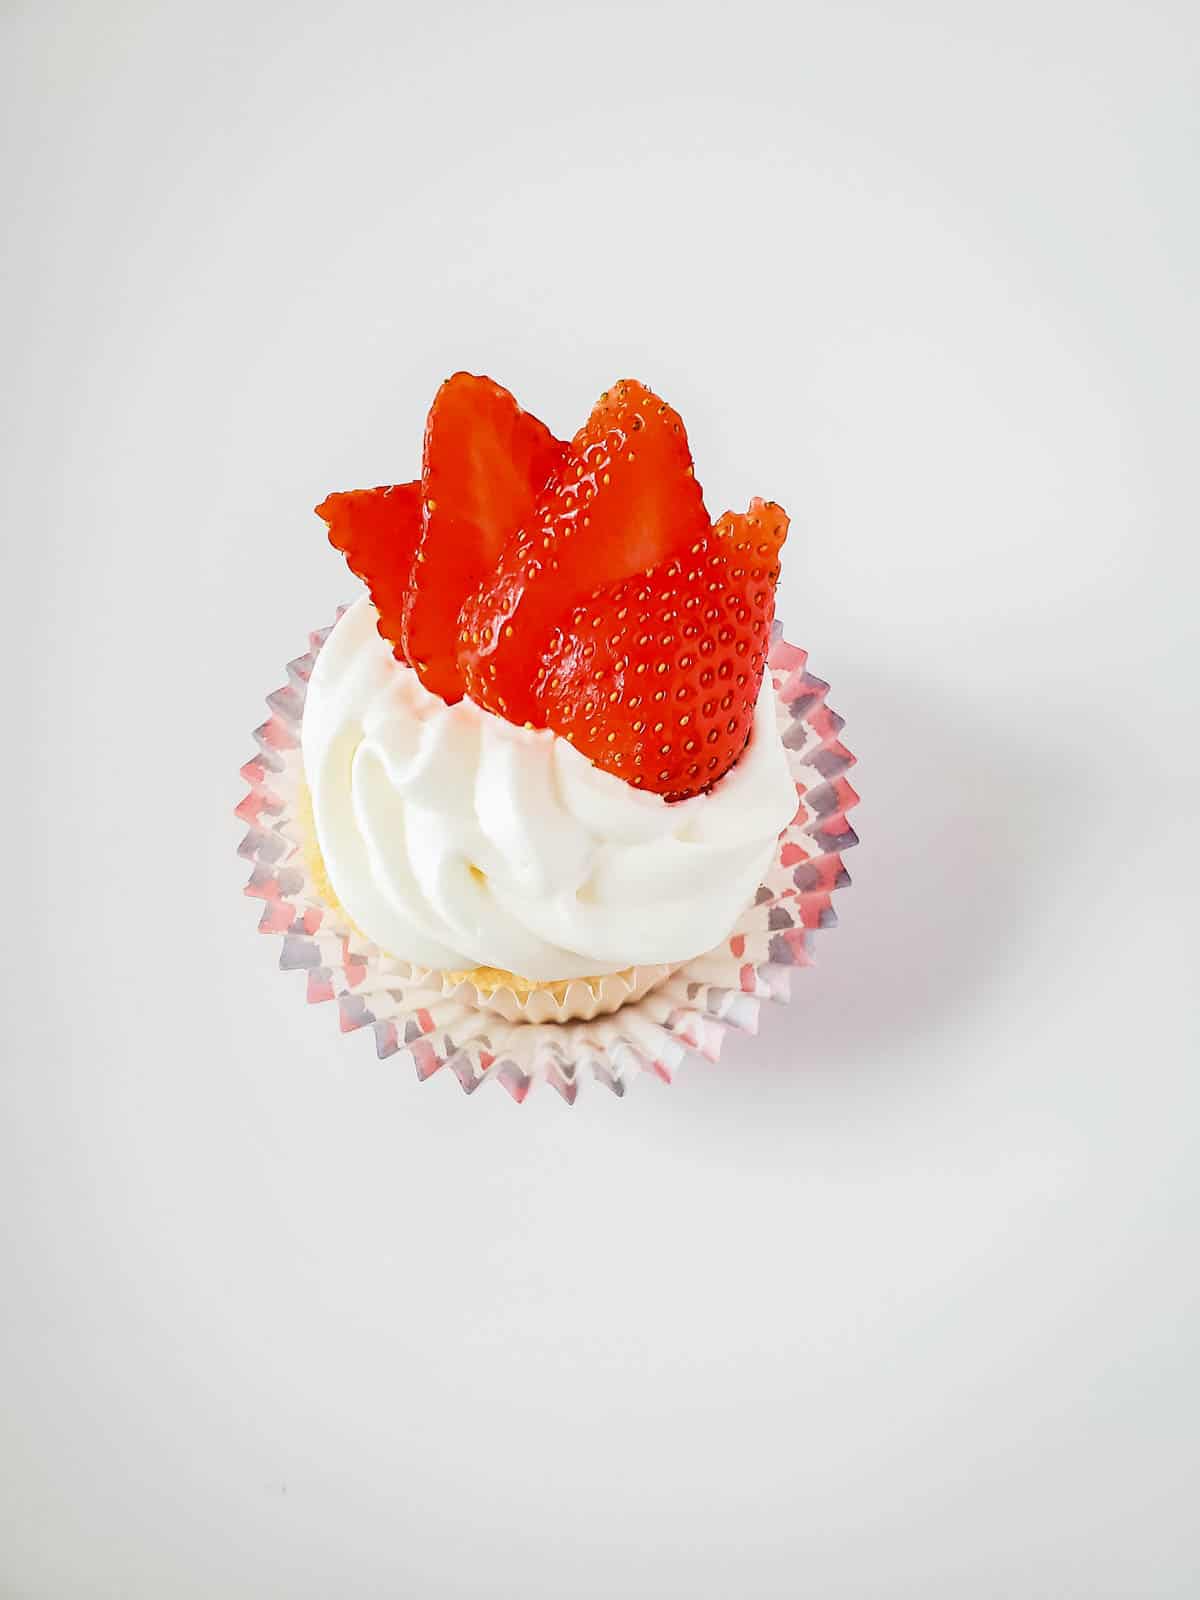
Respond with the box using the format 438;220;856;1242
315;482;422;661
458;379;709;725
404;372;565;703
534;499;788;799
316;377;789;804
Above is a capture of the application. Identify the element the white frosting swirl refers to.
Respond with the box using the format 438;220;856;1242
301;596;797;981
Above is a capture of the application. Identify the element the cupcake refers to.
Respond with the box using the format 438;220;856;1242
240;374;857;1097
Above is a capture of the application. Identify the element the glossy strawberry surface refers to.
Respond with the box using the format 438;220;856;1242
458;379;708;724
318;376;788;799
406;372;565;703
533;500;788;798
315;482;422;661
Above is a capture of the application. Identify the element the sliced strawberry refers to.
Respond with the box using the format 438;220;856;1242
316;482;422;661
533;499;788;800
404;372;566;703
458;379;709;725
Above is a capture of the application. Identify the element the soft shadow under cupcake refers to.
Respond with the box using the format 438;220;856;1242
658;669;1082;1124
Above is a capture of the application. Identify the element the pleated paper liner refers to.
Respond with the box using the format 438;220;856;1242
237;612;858;1101
411;964;680;1025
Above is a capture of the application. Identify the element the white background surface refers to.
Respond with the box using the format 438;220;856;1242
3;2;1198;1595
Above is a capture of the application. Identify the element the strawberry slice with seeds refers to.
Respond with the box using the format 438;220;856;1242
533;498;788;800
404;372;566;703
316;482;422;661
458;379;709;725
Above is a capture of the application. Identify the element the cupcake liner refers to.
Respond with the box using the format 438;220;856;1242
237;612;858;1101
415;964;679;1025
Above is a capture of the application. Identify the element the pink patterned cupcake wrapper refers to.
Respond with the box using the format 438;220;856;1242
237;614;858;1101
